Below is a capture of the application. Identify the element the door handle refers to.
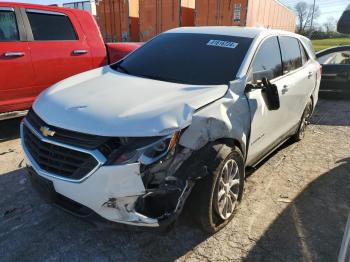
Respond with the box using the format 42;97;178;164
308;72;313;79
73;49;88;55
282;85;288;94
4;52;25;57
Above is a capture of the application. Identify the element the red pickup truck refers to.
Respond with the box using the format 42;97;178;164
0;2;141;118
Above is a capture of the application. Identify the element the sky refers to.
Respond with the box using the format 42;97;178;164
280;0;349;24
5;0;350;26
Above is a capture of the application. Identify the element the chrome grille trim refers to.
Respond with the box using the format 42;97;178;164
21;119;107;183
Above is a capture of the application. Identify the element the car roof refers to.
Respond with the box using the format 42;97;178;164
167;26;302;39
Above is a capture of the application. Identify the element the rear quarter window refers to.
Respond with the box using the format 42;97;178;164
26;10;77;41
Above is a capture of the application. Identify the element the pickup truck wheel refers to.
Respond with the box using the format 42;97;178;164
292;99;313;142
190;144;244;233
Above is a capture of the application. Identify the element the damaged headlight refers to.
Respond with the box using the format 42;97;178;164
108;132;180;166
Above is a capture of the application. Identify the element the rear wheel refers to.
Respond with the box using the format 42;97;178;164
190;144;244;233
292;99;313;142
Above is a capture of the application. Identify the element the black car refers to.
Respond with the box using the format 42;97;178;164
316;45;350;96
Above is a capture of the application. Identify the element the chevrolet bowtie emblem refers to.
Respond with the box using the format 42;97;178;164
40;126;55;137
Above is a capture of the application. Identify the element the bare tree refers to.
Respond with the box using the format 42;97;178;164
323;16;337;33
295;1;320;34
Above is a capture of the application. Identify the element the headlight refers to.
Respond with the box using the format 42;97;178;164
109;132;180;165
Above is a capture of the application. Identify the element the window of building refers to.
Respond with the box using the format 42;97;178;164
234;4;241;22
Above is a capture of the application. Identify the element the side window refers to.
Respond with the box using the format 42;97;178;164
251;36;283;82
318;51;350;65
299;41;309;65
0;8;19;41
279;36;302;74
26;10;77;41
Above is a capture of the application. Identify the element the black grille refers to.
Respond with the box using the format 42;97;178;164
26;109;114;149
23;125;98;180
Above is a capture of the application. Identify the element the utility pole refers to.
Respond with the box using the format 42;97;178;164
309;0;316;38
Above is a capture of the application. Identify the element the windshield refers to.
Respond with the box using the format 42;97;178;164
111;33;253;85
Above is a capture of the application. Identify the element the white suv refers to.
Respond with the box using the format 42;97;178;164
21;27;321;232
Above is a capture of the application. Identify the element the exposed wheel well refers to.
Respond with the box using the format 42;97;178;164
216;138;245;158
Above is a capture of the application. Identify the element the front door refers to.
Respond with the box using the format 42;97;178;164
245;36;290;165
0;6;34;113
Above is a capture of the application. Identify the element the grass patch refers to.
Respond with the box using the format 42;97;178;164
312;38;350;51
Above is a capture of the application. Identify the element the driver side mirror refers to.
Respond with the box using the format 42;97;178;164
262;78;280;110
245;76;280;111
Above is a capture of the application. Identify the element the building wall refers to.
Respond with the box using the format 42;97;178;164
138;0;181;41
96;0;296;43
193;0;247;27
95;0;129;42
246;0;296;32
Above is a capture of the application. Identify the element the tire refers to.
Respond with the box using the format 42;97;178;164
291;99;313;142
190;143;245;233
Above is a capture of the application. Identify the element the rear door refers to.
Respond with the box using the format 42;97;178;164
0;6;34;113
317;48;350;94
23;8;93;92
278;36;315;126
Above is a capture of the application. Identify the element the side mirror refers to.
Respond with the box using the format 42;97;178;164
262;77;280;110
245;69;273;92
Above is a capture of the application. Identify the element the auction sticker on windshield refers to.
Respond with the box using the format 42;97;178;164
206;40;239;49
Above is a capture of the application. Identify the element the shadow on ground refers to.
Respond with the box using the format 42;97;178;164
244;157;350;262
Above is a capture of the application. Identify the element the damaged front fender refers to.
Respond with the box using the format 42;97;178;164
179;80;250;157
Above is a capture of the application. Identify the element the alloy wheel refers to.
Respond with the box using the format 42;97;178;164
214;159;240;220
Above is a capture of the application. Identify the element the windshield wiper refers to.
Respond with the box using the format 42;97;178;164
136;74;186;84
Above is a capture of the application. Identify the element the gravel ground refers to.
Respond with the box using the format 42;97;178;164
0;98;349;262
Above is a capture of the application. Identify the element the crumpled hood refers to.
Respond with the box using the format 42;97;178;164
33;67;228;137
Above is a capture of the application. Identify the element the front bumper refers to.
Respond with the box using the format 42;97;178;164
25;163;160;227
21;122;188;228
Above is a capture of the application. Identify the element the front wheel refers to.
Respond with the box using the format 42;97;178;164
190;144;244;233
